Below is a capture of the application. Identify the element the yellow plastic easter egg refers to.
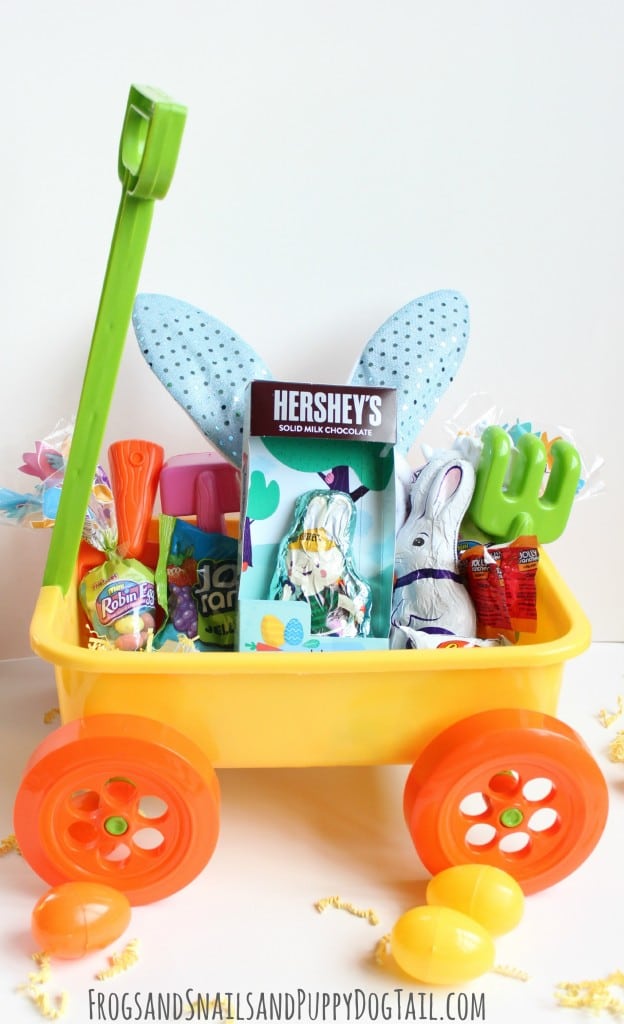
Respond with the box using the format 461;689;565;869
426;865;524;937
390;905;495;986
260;615;286;648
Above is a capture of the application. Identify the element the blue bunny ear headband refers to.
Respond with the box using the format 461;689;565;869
132;289;469;467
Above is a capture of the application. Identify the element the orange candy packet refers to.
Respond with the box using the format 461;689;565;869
459;536;539;642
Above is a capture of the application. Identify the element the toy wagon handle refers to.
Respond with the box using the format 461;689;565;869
43;85;186;594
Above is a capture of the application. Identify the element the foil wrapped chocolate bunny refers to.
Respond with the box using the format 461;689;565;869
391;452;476;649
269;489;372;638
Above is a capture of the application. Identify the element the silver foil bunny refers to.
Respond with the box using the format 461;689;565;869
270;489;372;638
390;452;476;648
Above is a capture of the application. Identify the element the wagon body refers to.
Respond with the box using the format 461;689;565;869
30;547;590;770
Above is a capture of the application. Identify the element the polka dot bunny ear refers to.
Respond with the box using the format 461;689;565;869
132;294;273;467
348;290;470;455
133;289;469;467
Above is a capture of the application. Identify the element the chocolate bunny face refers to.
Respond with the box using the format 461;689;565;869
286;544;344;597
284;492;351;597
395;457;473;571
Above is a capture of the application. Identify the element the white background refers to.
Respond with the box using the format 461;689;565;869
0;0;622;655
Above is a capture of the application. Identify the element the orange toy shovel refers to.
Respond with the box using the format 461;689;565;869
108;439;164;560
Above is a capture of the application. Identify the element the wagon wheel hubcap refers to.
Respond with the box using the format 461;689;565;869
58;773;177;876
458;767;564;859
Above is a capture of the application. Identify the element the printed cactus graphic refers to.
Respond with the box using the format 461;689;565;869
468;425;581;544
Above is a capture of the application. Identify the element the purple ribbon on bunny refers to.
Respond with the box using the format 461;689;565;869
395;567;464;586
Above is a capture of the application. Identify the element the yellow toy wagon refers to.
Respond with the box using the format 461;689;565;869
12;85;608;908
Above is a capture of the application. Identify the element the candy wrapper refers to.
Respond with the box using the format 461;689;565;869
154;516;238;651
442;395;605;503
0;420;116;547
459;535;539;642
269;490;372;638
390;626;508;650
78;479;157;652
0;420;75;527
0;422;159;650
80;556;157;651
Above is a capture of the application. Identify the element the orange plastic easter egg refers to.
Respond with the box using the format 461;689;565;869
426;864;525;936
32;882;131;959
391;905;495;986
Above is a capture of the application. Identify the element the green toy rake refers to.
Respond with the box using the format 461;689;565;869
468;425;581;544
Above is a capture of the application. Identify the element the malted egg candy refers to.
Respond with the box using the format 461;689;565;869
426;864;524;936
114;632;142;651
114;615;139;635
390;905;495;986
31;882;132;959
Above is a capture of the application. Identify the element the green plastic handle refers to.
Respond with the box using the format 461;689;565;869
43;85;187;593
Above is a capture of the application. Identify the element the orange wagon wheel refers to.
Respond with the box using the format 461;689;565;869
403;708;608;895
13;714;220;906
